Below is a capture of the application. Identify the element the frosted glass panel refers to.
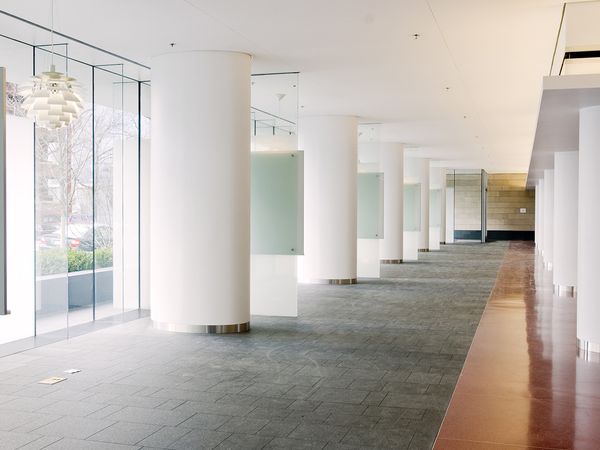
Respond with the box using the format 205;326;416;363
429;227;440;250
430;189;441;227
357;173;384;239
404;183;421;232
251;151;304;255
403;231;419;261
251;254;297;317
357;239;380;278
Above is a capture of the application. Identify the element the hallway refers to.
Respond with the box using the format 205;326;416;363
0;243;506;449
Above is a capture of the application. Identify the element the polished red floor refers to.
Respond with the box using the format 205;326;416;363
434;241;600;450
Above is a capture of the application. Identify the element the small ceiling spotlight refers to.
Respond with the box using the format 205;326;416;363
412;33;421;40
170;42;176;48
463;115;467;119
445;86;451;91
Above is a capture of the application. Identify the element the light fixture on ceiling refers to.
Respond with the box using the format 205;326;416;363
19;0;83;130
412;33;421;40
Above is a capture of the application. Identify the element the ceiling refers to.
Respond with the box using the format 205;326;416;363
0;0;589;172
527;74;600;187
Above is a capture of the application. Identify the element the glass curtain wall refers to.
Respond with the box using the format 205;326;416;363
448;169;486;242
1;30;148;344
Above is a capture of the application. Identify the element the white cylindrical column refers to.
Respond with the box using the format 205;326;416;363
379;143;404;264
429;166;443;251
578;106;600;357
150;51;251;333
553;152;578;296
301;116;358;284
537;179;544;256
419;158;430;252
543;169;554;270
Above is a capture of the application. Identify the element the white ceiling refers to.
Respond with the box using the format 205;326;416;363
527;74;600;187
0;0;590;172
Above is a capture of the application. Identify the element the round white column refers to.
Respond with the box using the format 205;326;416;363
419;158;430;252
150;51;251;333
301;116;358;284
553;152;578;296
543;169;554;270
379;143;404;264
578;106;600;357
428;166;443;251
537;179;545;256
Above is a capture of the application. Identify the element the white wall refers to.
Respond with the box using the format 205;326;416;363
0;116;34;344
113;136;140;311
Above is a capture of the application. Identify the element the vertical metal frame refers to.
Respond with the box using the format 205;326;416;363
32;46;36;331
91;65;96;321
137;81;141;309
0;67;8;315
481;169;488;243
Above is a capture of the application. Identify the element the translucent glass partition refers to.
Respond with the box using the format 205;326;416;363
357;173;384;239
404;183;421;231
251;151;304;255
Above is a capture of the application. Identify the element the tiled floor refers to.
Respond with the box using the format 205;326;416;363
434;241;600;450
0;243;506;450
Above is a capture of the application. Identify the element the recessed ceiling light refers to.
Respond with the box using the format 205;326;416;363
445;86;451;91
170;42;176;47
412;33;421;40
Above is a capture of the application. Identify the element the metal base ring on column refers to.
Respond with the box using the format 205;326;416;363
418;248;429;253
381;259;403;264
554;284;576;297
314;278;357;285
577;338;600;362
153;321;250;334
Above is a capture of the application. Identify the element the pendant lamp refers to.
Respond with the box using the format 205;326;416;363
19;0;83;129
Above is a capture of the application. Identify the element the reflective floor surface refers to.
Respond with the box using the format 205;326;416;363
434;241;600;450
0;243;506;449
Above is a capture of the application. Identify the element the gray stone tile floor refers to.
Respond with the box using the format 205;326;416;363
0;242;507;450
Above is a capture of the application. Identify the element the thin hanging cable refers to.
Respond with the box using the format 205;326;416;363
50;0;54;67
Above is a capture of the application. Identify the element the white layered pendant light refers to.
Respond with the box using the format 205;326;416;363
20;0;83;129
